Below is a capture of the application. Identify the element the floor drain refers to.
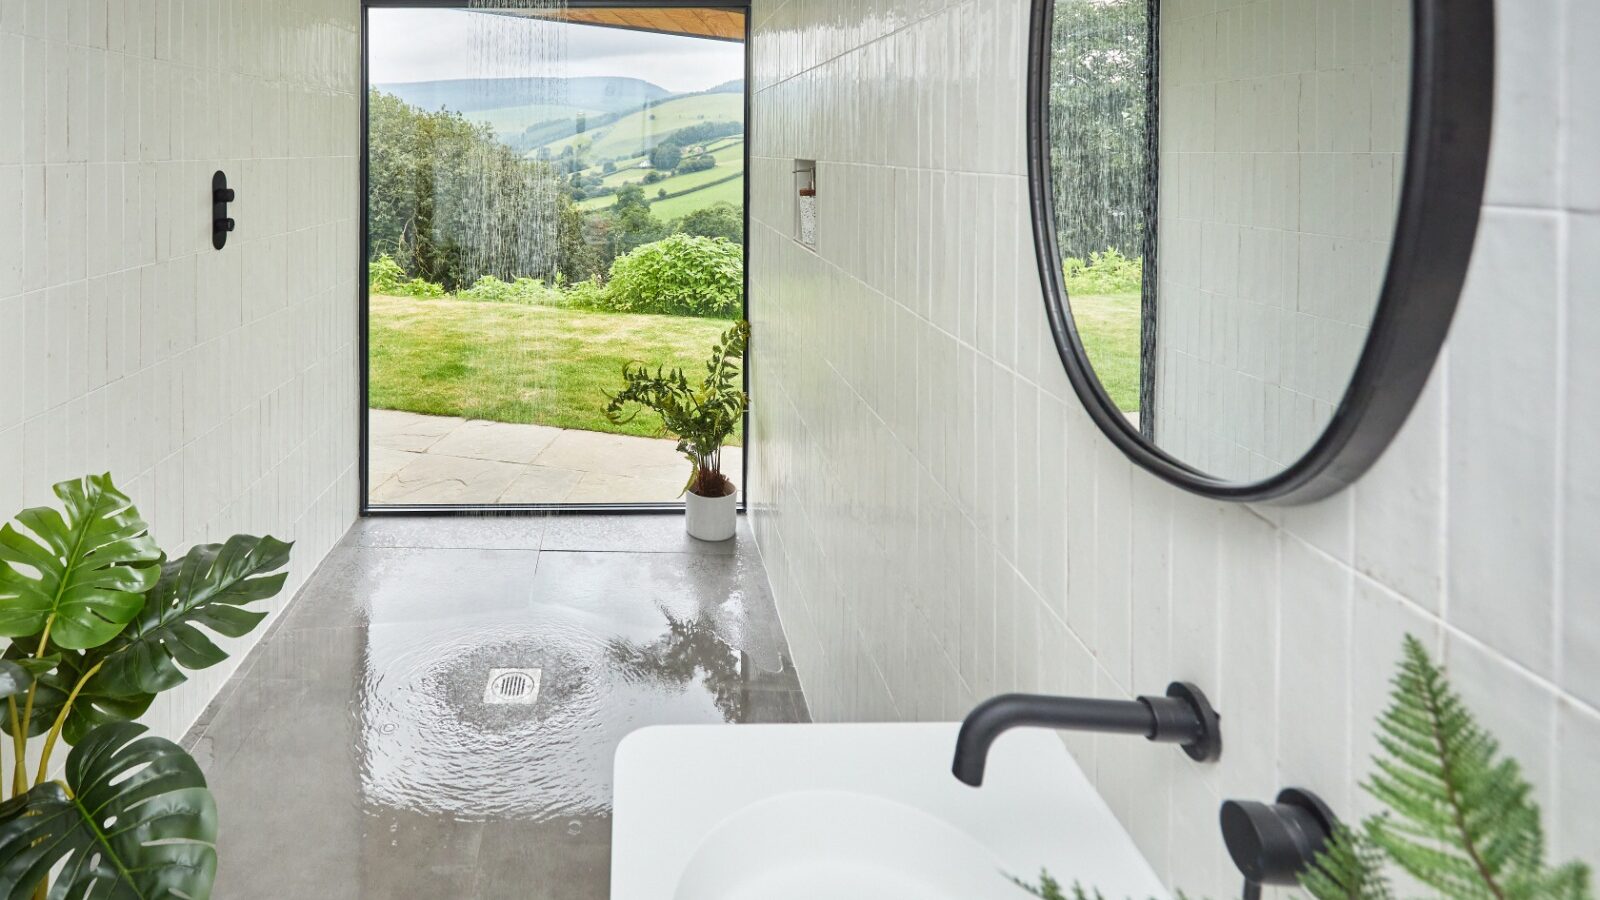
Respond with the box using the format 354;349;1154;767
483;668;543;705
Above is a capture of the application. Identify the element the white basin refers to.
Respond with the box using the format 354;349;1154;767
673;790;1014;900
612;723;1169;900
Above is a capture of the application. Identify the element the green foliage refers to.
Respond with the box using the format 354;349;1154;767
604;321;749;496
0;722;218;900
602;234;744;318
0;475;162;651
0;476;288;899
1063;248;1143;296
1355;637;1592;900
650;143;683;170
460;274;563;306
369;254;447;298
366;89;573;290
1046;0;1152;260
1301;824;1394;900
676;152;716;175
675;203;744;243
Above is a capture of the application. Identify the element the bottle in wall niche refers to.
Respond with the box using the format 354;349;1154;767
798;188;817;247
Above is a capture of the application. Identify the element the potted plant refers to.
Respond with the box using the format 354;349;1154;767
0;474;291;898
606;320;750;541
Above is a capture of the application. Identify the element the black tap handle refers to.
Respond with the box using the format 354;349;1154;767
215;218;235;233
214;187;236;203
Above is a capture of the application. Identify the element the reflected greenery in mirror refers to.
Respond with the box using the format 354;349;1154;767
1046;0;1154;421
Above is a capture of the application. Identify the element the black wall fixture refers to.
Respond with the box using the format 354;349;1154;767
212;171;235;250
1221;788;1338;897
952;683;1221;787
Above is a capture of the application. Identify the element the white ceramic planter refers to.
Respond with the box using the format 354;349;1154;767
685;490;737;542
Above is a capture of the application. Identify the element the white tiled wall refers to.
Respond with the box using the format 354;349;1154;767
747;0;1599;892
1155;0;1408;482
0;0;361;749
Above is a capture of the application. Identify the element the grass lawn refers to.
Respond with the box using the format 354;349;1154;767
1071;292;1142;413
370;294;744;444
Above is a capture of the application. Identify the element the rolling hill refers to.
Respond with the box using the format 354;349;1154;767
538;92;744;161
374;76;671;115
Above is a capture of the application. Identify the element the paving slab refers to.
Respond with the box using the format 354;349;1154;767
369;410;743;506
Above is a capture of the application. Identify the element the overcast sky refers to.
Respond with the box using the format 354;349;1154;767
369;9;745;94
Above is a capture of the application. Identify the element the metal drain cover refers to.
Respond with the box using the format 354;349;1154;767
483;668;543;705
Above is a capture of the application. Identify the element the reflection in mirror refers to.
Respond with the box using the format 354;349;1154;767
1044;0;1411;483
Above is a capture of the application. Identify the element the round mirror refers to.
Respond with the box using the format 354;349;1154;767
1028;0;1494;503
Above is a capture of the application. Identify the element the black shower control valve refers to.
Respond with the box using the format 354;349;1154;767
212;171;235;250
1221;788;1337;889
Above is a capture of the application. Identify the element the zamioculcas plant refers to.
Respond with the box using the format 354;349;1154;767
604;319;750;498
0;474;291;899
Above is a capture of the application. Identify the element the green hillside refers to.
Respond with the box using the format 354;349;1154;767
468;103;604;138
579;139;745;217
540;93;743;161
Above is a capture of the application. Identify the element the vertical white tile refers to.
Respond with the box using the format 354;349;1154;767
1562;212;1600;708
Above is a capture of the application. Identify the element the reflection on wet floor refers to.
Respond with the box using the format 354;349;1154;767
185;515;808;900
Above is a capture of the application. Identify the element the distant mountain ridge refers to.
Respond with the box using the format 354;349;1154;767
375;76;674;115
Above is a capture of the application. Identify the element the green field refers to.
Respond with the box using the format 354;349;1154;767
1073;292;1142;413
369;294;743;443
540;93;744;160
646;177;744;220
580;139;745;216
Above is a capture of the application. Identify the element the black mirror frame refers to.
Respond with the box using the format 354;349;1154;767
1026;0;1496;505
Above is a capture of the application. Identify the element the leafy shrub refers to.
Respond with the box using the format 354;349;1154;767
1062;248;1143;296
564;277;610;310
676;153;716;175
459;274;561;306
368;253;445;298
675;203;744;243
601;234;743;317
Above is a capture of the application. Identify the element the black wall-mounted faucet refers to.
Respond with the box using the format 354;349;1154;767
951;682;1221;787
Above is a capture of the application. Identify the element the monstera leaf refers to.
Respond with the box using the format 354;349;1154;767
0;722;218;900
3;650;154;746
0;475;162;650
0;650;66;738
89;535;292;698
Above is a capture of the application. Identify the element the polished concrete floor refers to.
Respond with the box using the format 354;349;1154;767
186;514;807;899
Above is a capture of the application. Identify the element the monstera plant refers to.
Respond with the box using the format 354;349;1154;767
0;474;291;899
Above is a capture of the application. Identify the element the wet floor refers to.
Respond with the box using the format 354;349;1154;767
185;514;808;900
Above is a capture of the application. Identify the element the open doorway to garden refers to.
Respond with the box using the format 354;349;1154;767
362;3;748;510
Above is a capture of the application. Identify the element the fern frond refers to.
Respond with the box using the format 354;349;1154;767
1300;822;1393;900
1364;636;1593;900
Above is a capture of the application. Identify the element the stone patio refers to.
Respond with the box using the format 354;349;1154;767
369;410;743;505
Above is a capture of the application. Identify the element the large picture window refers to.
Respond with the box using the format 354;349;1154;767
361;3;749;511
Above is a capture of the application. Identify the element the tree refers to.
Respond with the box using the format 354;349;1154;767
1047;0;1152;260
676;153;716;175
365;89;572;289
675;203;744;243
650;143;683;171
